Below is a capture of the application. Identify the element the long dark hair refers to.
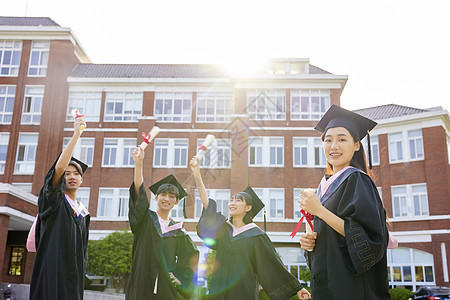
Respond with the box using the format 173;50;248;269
322;130;369;177
229;193;254;225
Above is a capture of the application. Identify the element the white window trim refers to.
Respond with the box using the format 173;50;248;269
153;138;189;168
21;85;44;125
197;138;232;169
66;91;102;122
391;183;429;219
76;187;90;210
14;133;39;175
246;90;286;120
293;188;318;219
362;135;380;166
96;188;129;220
249;136;284;167
290;89;330;120
388;130;425;164
0;132;10;174
0;85;16;125
103;92;143;122
196;92;234;123
194;189;231;219
0;41;22;77
102;138;136;168
154;92;192;123
63;137;95;167
27;41;49;77
253;188;285;221
293;137;326;168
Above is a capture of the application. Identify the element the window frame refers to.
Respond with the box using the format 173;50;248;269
246;89;286;120
153;138;189;168
252;188;285;221
290;89;330;120
28;41;49;77
154;92;192;122
14;133;39;174
0;132;9;174
63;137;95;167
197;138;232;169
103;91;143;122
249;136;284;167
292;137;326;168
21;85;44;125
0;40;22;76
194;189;231;219
66;91;102;122
0;85;16;124
196;92;233;123
102;138;136;168
97;188;129;219
391;183;429;219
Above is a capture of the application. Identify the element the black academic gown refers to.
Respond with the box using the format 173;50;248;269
30;164;90;300
197;199;303;300
306;167;391;300
126;183;199;300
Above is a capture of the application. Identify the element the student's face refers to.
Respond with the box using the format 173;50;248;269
228;195;252;218
156;192;179;212
65;165;83;191
323;127;360;173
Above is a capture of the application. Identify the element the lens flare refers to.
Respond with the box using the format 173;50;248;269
203;238;216;247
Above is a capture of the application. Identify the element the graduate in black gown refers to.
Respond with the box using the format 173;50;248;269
126;146;199;300
190;157;311;300
298;105;391;300
29;117;90;300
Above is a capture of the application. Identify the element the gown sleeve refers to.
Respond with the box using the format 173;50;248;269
174;236;199;298
38;164;66;220
196;199;227;250
336;172;388;275
128;182;150;235
254;234;303;300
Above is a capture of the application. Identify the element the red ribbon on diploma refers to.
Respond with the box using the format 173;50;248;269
198;144;207;151
290;209;314;238
142;132;150;144
73;110;85;119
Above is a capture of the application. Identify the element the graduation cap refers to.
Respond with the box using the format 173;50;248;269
238;186;265;219
149;174;188;218
69;157;88;176
314;104;378;168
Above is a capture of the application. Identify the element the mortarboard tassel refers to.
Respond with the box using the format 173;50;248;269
367;130;373;169
264;209;266;232
183;198;187;218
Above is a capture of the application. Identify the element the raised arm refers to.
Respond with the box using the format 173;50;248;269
132;147;145;195
189;156;208;209
51;117;86;187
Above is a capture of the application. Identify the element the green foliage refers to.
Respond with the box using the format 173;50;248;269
300;268;311;283
389;287;412;300
87;230;133;293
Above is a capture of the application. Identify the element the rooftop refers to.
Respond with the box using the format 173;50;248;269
0;16;60;27
354;104;434;120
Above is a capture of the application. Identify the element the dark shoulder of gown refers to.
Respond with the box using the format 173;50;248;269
197;199;303;300
306;171;391;300
30;163;90;300
126;183;199;300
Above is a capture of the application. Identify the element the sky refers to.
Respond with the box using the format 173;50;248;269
4;0;450;111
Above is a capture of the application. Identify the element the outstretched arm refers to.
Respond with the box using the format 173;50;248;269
51;117;86;187
189;156;208;209
132;147;145;195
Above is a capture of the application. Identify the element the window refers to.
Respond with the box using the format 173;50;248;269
153;139;188;168
63;137;95;166
197;139;231;168
196;92;233;122
14;133;38;174
391;184;429;218
194;189;231;218
293;137;326;168
155;92;191;122
21;86;44;124
362;135;380;166
276;247;309;283
28;41;49;76
77;188;90;210
387;247;434;290
0;85;15;124
102;138;136;167
408;130;424;160
104;92;142;122
291;89;330;120
293;188;318;219
389;130;425;163
8;247;25;276
0;41;22;76
0;133;9;174
249;137;284;167
66;92;102;122
246;90;286;120
252;188;284;220
97;188;129;218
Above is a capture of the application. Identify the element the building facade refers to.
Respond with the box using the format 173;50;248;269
0;17;449;290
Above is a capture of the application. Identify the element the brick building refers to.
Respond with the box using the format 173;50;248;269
0;17;449;290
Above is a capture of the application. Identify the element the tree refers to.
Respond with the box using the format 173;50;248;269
87;230;133;293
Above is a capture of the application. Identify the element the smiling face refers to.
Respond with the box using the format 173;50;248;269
156;192;179;213
64;164;83;191
323;127;361;174
228;194;252;219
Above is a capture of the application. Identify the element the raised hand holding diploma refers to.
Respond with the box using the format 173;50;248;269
192;134;215;166
290;189;316;242
135;126;160;158
71;109;86;131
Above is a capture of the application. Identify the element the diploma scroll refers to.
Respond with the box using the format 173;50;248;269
71;109;86;131
136;126;160;158
192;134;215;166
303;189;315;251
